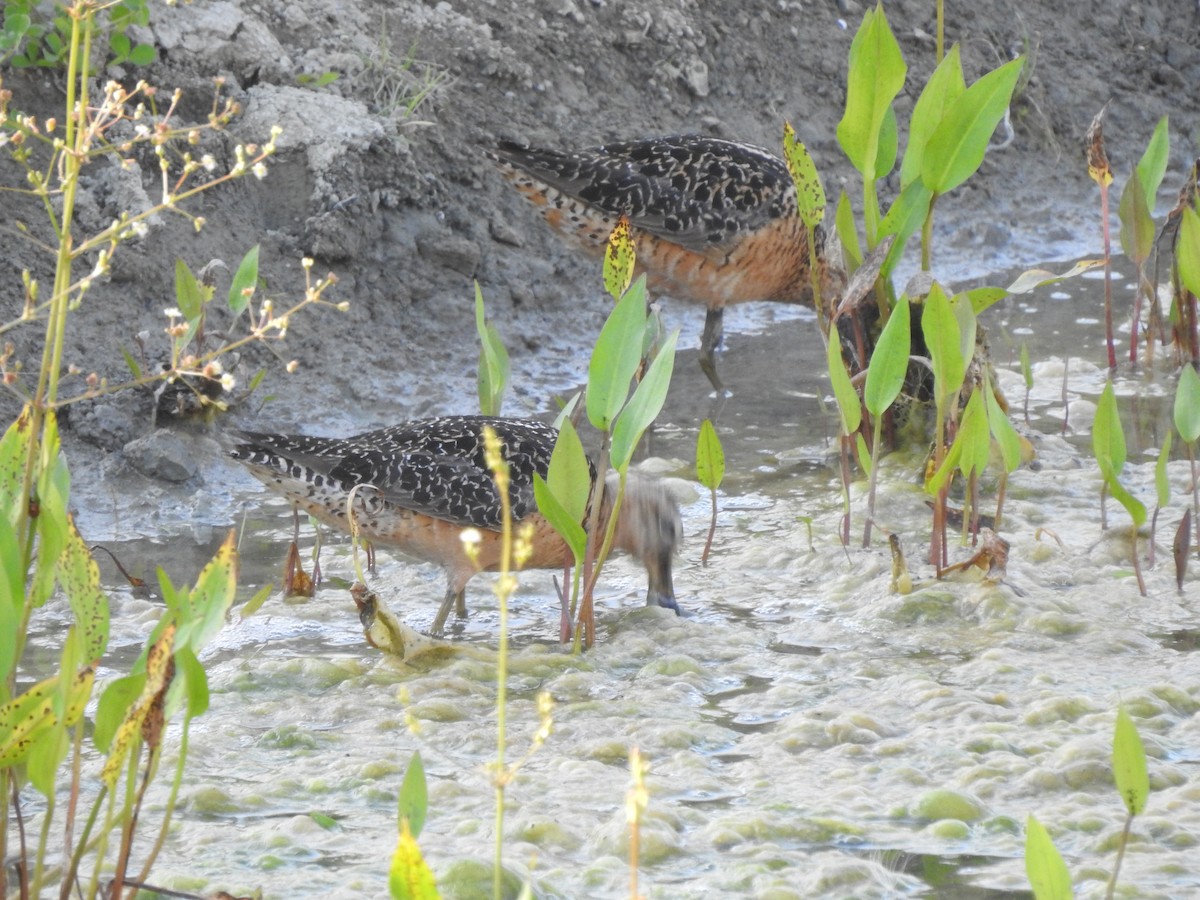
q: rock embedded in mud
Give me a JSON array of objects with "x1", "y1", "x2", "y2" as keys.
[
  {"x1": 122, "y1": 430, "x2": 200, "y2": 483},
  {"x1": 415, "y1": 231, "x2": 482, "y2": 276}
]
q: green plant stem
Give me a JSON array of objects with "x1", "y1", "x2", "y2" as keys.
[
  {"x1": 921, "y1": 193, "x2": 938, "y2": 272},
  {"x1": 577, "y1": 437, "x2": 612, "y2": 652},
  {"x1": 936, "y1": 0, "x2": 944, "y2": 62},
  {"x1": 135, "y1": 719, "x2": 190, "y2": 885},
  {"x1": 62, "y1": 785, "x2": 106, "y2": 900},
  {"x1": 863, "y1": 414, "x2": 885, "y2": 548},
  {"x1": 1105, "y1": 813, "x2": 1134, "y2": 900},
  {"x1": 32, "y1": 791, "x2": 56, "y2": 899}
]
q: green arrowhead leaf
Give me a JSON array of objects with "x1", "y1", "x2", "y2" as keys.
[
  {"x1": 921, "y1": 56, "x2": 1025, "y2": 195},
  {"x1": 864, "y1": 295, "x2": 910, "y2": 418},
  {"x1": 1113, "y1": 707, "x2": 1149, "y2": 817}
]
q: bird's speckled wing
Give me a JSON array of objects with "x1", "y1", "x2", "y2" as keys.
[
  {"x1": 230, "y1": 416, "x2": 571, "y2": 529},
  {"x1": 491, "y1": 134, "x2": 797, "y2": 255}
]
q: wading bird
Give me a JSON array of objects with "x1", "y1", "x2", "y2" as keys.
[
  {"x1": 490, "y1": 134, "x2": 836, "y2": 393},
  {"x1": 229, "y1": 416, "x2": 681, "y2": 636}
]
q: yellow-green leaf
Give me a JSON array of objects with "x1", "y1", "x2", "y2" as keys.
[
  {"x1": 57, "y1": 515, "x2": 111, "y2": 661},
  {"x1": 603, "y1": 217, "x2": 636, "y2": 301},
  {"x1": 783, "y1": 123, "x2": 826, "y2": 228},
  {"x1": 922, "y1": 56, "x2": 1025, "y2": 195},
  {"x1": 389, "y1": 819, "x2": 440, "y2": 900},
  {"x1": 1113, "y1": 707, "x2": 1149, "y2": 817},
  {"x1": 900, "y1": 43, "x2": 965, "y2": 189},
  {"x1": 864, "y1": 295, "x2": 911, "y2": 418},
  {"x1": 101, "y1": 622, "x2": 175, "y2": 788},
  {"x1": 1025, "y1": 815, "x2": 1072, "y2": 900},
  {"x1": 827, "y1": 334, "x2": 862, "y2": 435},
  {"x1": 695, "y1": 419, "x2": 725, "y2": 490}
]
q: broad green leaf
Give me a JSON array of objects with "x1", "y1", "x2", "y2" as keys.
[
  {"x1": 57, "y1": 514, "x2": 111, "y2": 661},
  {"x1": 864, "y1": 295, "x2": 910, "y2": 417},
  {"x1": 227, "y1": 244, "x2": 260, "y2": 314},
  {"x1": 1118, "y1": 168, "x2": 1154, "y2": 264},
  {"x1": 986, "y1": 375, "x2": 1023, "y2": 474},
  {"x1": 1155, "y1": 430, "x2": 1173, "y2": 508},
  {"x1": 854, "y1": 432, "x2": 872, "y2": 477},
  {"x1": 533, "y1": 474, "x2": 587, "y2": 562},
  {"x1": 827, "y1": 333, "x2": 862, "y2": 434},
  {"x1": 587, "y1": 277, "x2": 648, "y2": 431},
  {"x1": 874, "y1": 105, "x2": 899, "y2": 181},
  {"x1": 109, "y1": 31, "x2": 130, "y2": 59},
  {"x1": 120, "y1": 347, "x2": 142, "y2": 379},
  {"x1": 1180, "y1": 207, "x2": 1200, "y2": 300},
  {"x1": 102, "y1": 622, "x2": 175, "y2": 788},
  {"x1": 1113, "y1": 707, "x2": 1149, "y2": 817},
  {"x1": 174, "y1": 258, "x2": 205, "y2": 321},
  {"x1": 93, "y1": 672, "x2": 144, "y2": 753},
  {"x1": 1175, "y1": 364, "x2": 1200, "y2": 443},
  {"x1": 611, "y1": 329, "x2": 679, "y2": 471},
  {"x1": 900, "y1": 43, "x2": 966, "y2": 188},
  {"x1": 603, "y1": 217, "x2": 636, "y2": 301},
  {"x1": 963, "y1": 286, "x2": 1008, "y2": 315},
  {"x1": 399, "y1": 750, "x2": 429, "y2": 838},
  {"x1": 1093, "y1": 380, "x2": 1128, "y2": 475},
  {"x1": 878, "y1": 178, "x2": 933, "y2": 277},
  {"x1": 27, "y1": 724, "x2": 69, "y2": 798},
  {"x1": 309, "y1": 812, "x2": 339, "y2": 830},
  {"x1": 695, "y1": 419, "x2": 725, "y2": 490},
  {"x1": 835, "y1": 190, "x2": 863, "y2": 272},
  {"x1": 922, "y1": 283, "x2": 966, "y2": 411},
  {"x1": 240, "y1": 583, "x2": 274, "y2": 620},
  {"x1": 0, "y1": 405, "x2": 33, "y2": 529},
  {"x1": 1006, "y1": 259, "x2": 1104, "y2": 294},
  {"x1": 30, "y1": 442, "x2": 69, "y2": 611},
  {"x1": 0, "y1": 515, "x2": 19, "y2": 689},
  {"x1": 389, "y1": 819, "x2": 439, "y2": 900},
  {"x1": 1095, "y1": 382, "x2": 1147, "y2": 527},
  {"x1": 1135, "y1": 115, "x2": 1170, "y2": 206},
  {"x1": 474, "y1": 282, "x2": 510, "y2": 417},
  {"x1": 1025, "y1": 815, "x2": 1072, "y2": 900},
  {"x1": 546, "y1": 419, "x2": 591, "y2": 526},
  {"x1": 129, "y1": 43, "x2": 156, "y2": 66},
  {"x1": 783, "y1": 123, "x2": 826, "y2": 228},
  {"x1": 173, "y1": 645, "x2": 209, "y2": 719},
  {"x1": 951, "y1": 291, "x2": 978, "y2": 371},
  {"x1": 921, "y1": 56, "x2": 1025, "y2": 195},
  {"x1": 955, "y1": 388, "x2": 991, "y2": 478},
  {"x1": 173, "y1": 531, "x2": 239, "y2": 654},
  {"x1": 926, "y1": 423, "x2": 964, "y2": 496},
  {"x1": 836, "y1": 5, "x2": 907, "y2": 179},
  {"x1": 0, "y1": 666, "x2": 92, "y2": 766}
]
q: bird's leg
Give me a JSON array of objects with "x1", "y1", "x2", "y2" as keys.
[
  {"x1": 431, "y1": 585, "x2": 466, "y2": 635},
  {"x1": 699, "y1": 306, "x2": 727, "y2": 394}
]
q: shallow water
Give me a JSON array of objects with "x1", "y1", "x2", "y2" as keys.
[{"x1": 27, "y1": 263, "x2": 1200, "y2": 899}]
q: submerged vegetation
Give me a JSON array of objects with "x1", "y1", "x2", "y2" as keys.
[{"x1": 0, "y1": 1, "x2": 1196, "y2": 899}]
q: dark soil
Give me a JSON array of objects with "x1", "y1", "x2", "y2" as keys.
[{"x1": 2, "y1": 0, "x2": 1198, "y2": 537}]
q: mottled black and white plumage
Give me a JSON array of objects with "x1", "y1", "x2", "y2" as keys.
[
  {"x1": 228, "y1": 415, "x2": 681, "y2": 636},
  {"x1": 490, "y1": 135, "x2": 838, "y2": 392},
  {"x1": 231, "y1": 416, "x2": 567, "y2": 530}
]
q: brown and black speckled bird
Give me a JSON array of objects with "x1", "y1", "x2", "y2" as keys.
[
  {"x1": 229, "y1": 416, "x2": 681, "y2": 635},
  {"x1": 490, "y1": 134, "x2": 836, "y2": 392}
]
